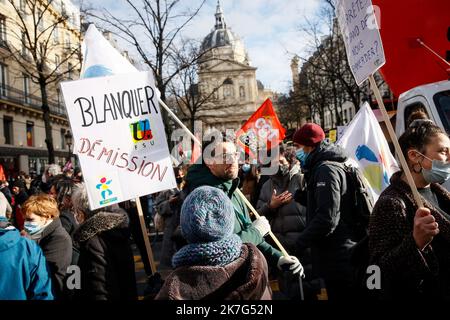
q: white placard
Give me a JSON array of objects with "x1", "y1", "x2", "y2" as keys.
[
  {"x1": 61, "y1": 71, "x2": 177, "y2": 210},
  {"x1": 336, "y1": 0, "x2": 386, "y2": 85}
]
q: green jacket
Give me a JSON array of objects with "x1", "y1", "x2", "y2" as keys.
[{"x1": 184, "y1": 164, "x2": 282, "y2": 266}]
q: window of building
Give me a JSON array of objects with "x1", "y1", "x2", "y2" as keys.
[
  {"x1": 56, "y1": 87, "x2": 61, "y2": 106},
  {"x1": 21, "y1": 32, "x2": 28, "y2": 57},
  {"x1": 0, "y1": 15, "x2": 6, "y2": 44},
  {"x1": 55, "y1": 54, "x2": 60, "y2": 70},
  {"x1": 0, "y1": 63, "x2": 7, "y2": 96},
  {"x1": 67, "y1": 62, "x2": 73, "y2": 79},
  {"x1": 61, "y1": 1, "x2": 66, "y2": 16},
  {"x1": 26, "y1": 121, "x2": 33, "y2": 146},
  {"x1": 19, "y1": 0, "x2": 26, "y2": 13},
  {"x1": 60, "y1": 128, "x2": 66, "y2": 150},
  {"x1": 65, "y1": 33, "x2": 71, "y2": 49},
  {"x1": 3, "y1": 116, "x2": 12, "y2": 144},
  {"x1": 239, "y1": 86, "x2": 245, "y2": 99},
  {"x1": 53, "y1": 26, "x2": 59, "y2": 44},
  {"x1": 223, "y1": 78, "x2": 234, "y2": 99},
  {"x1": 23, "y1": 73, "x2": 30, "y2": 104}
]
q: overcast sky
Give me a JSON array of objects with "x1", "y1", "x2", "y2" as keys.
[{"x1": 82, "y1": 0, "x2": 324, "y2": 93}]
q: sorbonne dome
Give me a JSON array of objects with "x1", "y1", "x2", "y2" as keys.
[{"x1": 194, "y1": 1, "x2": 273, "y2": 131}]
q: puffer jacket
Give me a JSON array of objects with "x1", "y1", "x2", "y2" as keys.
[
  {"x1": 295, "y1": 142, "x2": 355, "y2": 282},
  {"x1": 257, "y1": 163, "x2": 306, "y2": 257}
]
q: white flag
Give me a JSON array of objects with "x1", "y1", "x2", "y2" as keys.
[
  {"x1": 80, "y1": 24, "x2": 138, "y2": 78},
  {"x1": 337, "y1": 102, "x2": 399, "y2": 200}
]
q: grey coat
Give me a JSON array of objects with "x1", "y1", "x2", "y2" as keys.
[{"x1": 257, "y1": 164, "x2": 307, "y2": 257}]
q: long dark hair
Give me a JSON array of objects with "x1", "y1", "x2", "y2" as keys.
[{"x1": 50, "y1": 175, "x2": 75, "y2": 210}]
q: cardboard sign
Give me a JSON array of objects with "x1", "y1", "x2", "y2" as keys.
[
  {"x1": 336, "y1": 0, "x2": 386, "y2": 85},
  {"x1": 61, "y1": 71, "x2": 176, "y2": 210}
]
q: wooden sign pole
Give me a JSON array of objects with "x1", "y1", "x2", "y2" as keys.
[
  {"x1": 135, "y1": 197, "x2": 157, "y2": 274},
  {"x1": 368, "y1": 75, "x2": 423, "y2": 207}
]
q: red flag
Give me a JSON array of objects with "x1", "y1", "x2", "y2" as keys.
[
  {"x1": 236, "y1": 98, "x2": 285, "y2": 159},
  {"x1": 372, "y1": 0, "x2": 449, "y2": 96}
]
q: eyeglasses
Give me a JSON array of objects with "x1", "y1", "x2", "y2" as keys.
[{"x1": 218, "y1": 151, "x2": 240, "y2": 163}]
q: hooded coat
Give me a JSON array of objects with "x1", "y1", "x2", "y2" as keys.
[
  {"x1": 184, "y1": 164, "x2": 282, "y2": 267},
  {"x1": 0, "y1": 222, "x2": 53, "y2": 300},
  {"x1": 155, "y1": 243, "x2": 272, "y2": 300},
  {"x1": 295, "y1": 142, "x2": 355, "y2": 284},
  {"x1": 73, "y1": 209, "x2": 137, "y2": 300}
]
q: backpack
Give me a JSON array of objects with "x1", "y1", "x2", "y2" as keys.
[
  {"x1": 324, "y1": 161, "x2": 377, "y2": 298},
  {"x1": 323, "y1": 161, "x2": 375, "y2": 241}
]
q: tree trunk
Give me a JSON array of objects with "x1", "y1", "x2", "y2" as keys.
[
  {"x1": 190, "y1": 115, "x2": 195, "y2": 135},
  {"x1": 39, "y1": 78, "x2": 55, "y2": 164}
]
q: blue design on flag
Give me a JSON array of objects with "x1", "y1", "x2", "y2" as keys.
[
  {"x1": 355, "y1": 144, "x2": 378, "y2": 163},
  {"x1": 83, "y1": 65, "x2": 113, "y2": 78}
]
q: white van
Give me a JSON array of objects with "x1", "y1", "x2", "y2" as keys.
[
  {"x1": 394, "y1": 80, "x2": 450, "y2": 190},
  {"x1": 395, "y1": 80, "x2": 450, "y2": 137}
]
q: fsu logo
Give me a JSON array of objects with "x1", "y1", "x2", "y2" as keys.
[{"x1": 129, "y1": 119, "x2": 155, "y2": 149}]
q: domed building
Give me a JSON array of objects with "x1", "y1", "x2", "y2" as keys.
[{"x1": 196, "y1": 1, "x2": 273, "y2": 131}]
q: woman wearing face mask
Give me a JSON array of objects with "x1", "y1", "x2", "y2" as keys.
[
  {"x1": 256, "y1": 148, "x2": 307, "y2": 259},
  {"x1": 369, "y1": 121, "x2": 450, "y2": 300},
  {"x1": 22, "y1": 194, "x2": 72, "y2": 300}
]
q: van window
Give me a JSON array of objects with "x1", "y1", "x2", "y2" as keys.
[
  {"x1": 434, "y1": 90, "x2": 450, "y2": 135},
  {"x1": 404, "y1": 102, "x2": 429, "y2": 129}
]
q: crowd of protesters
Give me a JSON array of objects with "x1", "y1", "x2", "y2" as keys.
[{"x1": 1, "y1": 117, "x2": 450, "y2": 301}]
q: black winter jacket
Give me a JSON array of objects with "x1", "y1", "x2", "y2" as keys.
[
  {"x1": 295, "y1": 142, "x2": 355, "y2": 282},
  {"x1": 73, "y1": 210, "x2": 137, "y2": 300}
]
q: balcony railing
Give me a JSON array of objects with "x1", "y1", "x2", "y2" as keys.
[{"x1": 0, "y1": 83, "x2": 66, "y2": 117}]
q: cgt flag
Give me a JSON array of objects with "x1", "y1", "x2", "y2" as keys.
[
  {"x1": 337, "y1": 102, "x2": 399, "y2": 200},
  {"x1": 236, "y1": 98, "x2": 286, "y2": 159}
]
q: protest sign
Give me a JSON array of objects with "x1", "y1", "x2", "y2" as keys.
[
  {"x1": 61, "y1": 71, "x2": 177, "y2": 210},
  {"x1": 336, "y1": 0, "x2": 385, "y2": 85}
]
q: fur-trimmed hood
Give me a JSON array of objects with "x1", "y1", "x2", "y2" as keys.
[{"x1": 73, "y1": 209, "x2": 129, "y2": 246}]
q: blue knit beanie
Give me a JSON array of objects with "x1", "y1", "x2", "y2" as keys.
[{"x1": 172, "y1": 186, "x2": 242, "y2": 268}]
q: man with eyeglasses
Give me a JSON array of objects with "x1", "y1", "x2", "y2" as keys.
[{"x1": 183, "y1": 134, "x2": 304, "y2": 280}]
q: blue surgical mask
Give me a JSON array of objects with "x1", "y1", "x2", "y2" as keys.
[
  {"x1": 417, "y1": 152, "x2": 450, "y2": 184},
  {"x1": 296, "y1": 149, "x2": 309, "y2": 167},
  {"x1": 242, "y1": 164, "x2": 251, "y2": 173},
  {"x1": 24, "y1": 221, "x2": 46, "y2": 235}
]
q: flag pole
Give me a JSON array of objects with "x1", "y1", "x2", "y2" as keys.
[
  {"x1": 157, "y1": 97, "x2": 290, "y2": 257},
  {"x1": 135, "y1": 197, "x2": 157, "y2": 274},
  {"x1": 235, "y1": 188, "x2": 290, "y2": 256},
  {"x1": 158, "y1": 98, "x2": 201, "y2": 145},
  {"x1": 368, "y1": 75, "x2": 423, "y2": 207}
]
